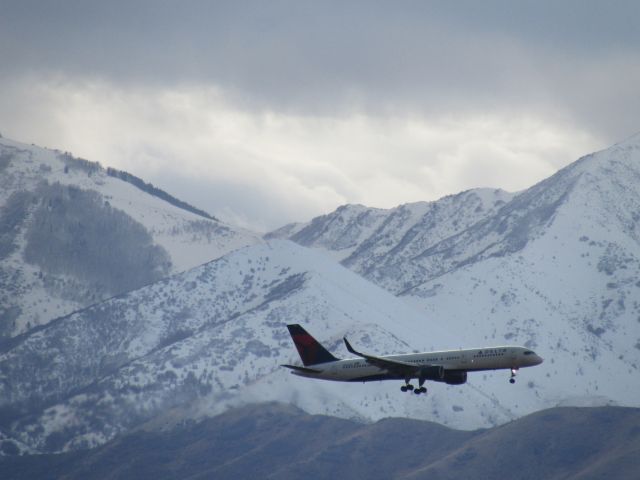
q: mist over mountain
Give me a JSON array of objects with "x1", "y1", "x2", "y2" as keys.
[{"x1": 0, "y1": 138, "x2": 259, "y2": 338}]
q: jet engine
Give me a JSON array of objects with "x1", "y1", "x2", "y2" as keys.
[
  {"x1": 442, "y1": 371, "x2": 467, "y2": 385},
  {"x1": 419, "y1": 365, "x2": 445, "y2": 381}
]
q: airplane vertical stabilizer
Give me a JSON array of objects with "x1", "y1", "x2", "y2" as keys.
[{"x1": 286, "y1": 324, "x2": 339, "y2": 366}]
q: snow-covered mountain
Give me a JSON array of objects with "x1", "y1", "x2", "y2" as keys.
[
  {"x1": 268, "y1": 188, "x2": 514, "y2": 291},
  {"x1": 2, "y1": 133, "x2": 639, "y2": 456},
  {"x1": 0, "y1": 137, "x2": 260, "y2": 337},
  {"x1": 271, "y1": 134, "x2": 640, "y2": 411},
  {"x1": 0, "y1": 240, "x2": 520, "y2": 454}
]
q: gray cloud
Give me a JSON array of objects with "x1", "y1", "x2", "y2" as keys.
[
  {"x1": 0, "y1": 1, "x2": 638, "y2": 229},
  {"x1": 2, "y1": 1, "x2": 638, "y2": 125}
]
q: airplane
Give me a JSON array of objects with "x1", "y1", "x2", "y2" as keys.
[{"x1": 282, "y1": 324, "x2": 543, "y2": 395}]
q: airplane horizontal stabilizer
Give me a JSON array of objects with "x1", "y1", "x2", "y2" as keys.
[{"x1": 281, "y1": 364, "x2": 323, "y2": 374}]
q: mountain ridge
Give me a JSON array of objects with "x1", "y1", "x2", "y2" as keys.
[
  {"x1": 0, "y1": 240, "x2": 526, "y2": 454},
  {"x1": 269, "y1": 134, "x2": 640, "y2": 421},
  {"x1": 0, "y1": 137, "x2": 260, "y2": 337},
  {"x1": 1, "y1": 403, "x2": 638, "y2": 480},
  {"x1": 2, "y1": 133, "x2": 639, "y2": 456}
]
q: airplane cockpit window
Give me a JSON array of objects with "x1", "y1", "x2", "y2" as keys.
[{"x1": 523, "y1": 351, "x2": 535, "y2": 355}]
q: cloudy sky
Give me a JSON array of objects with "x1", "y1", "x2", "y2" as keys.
[{"x1": 1, "y1": 1, "x2": 638, "y2": 231}]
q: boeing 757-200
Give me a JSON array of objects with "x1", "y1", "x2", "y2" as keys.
[{"x1": 282, "y1": 324, "x2": 543, "y2": 394}]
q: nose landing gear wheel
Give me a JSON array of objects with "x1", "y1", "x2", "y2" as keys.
[{"x1": 509, "y1": 367, "x2": 518, "y2": 384}]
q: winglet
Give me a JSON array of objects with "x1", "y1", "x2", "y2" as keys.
[
  {"x1": 343, "y1": 337, "x2": 361, "y2": 357},
  {"x1": 342, "y1": 336, "x2": 418, "y2": 373}
]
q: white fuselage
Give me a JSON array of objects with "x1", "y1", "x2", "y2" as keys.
[{"x1": 291, "y1": 345, "x2": 543, "y2": 382}]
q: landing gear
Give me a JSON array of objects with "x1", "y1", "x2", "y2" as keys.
[
  {"x1": 401, "y1": 376, "x2": 416, "y2": 393},
  {"x1": 401, "y1": 376, "x2": 428, "y2": 395},
  {"x1": 509, "y1": 367, "x2": 518, "y2": 384},
  {"x1": 417, "y1": 376, "x2": 427, "y2": 394},
  {"x1": 401, "y1": 376, "x2": 422, "y2": 393}
]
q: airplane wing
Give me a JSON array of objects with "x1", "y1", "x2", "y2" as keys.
[{"x1": 343, "y1": 337, "x2": 421, "y2": 376}]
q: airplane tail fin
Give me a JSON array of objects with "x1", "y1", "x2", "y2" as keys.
[{"x1": 286, "y1": 324, "x2": 340, "y2": 366}]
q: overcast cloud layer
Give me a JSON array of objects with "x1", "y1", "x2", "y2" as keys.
[{"x1": 1, "y1": 1, "x2": 638, "y2": 230}]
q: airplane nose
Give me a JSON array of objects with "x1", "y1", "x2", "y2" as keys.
[{"x1": 535, "y1": 355, "x2": 544, "y2": 365}]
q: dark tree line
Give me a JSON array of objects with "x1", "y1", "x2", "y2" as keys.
[
  {"x1": 106, "y1": 167, "x2": 218, "y2": 221},
  {"x1": 24, "y1": 182, "x2": 172, "y2": 296}
]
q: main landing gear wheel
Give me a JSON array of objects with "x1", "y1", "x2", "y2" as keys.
[
  {"x1": 413, "y1": 387, "x2": 427, "y2": 395},
  {"x1": 400, "y1": 384, "x2": 415, "y2": 392}
]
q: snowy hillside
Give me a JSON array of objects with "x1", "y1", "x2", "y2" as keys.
[
  {"x1": 404, "y1": 135, "x2": 640, "y2": 410},
  {"x1": 2, "y1": 133, "x2": 639, "y2": 456},
  {"x1": 272, "y1": 134, "x2": 640, "y2": 412},
  {"x1": 268, "y1": 188, "x2": 514, "y2": 290},
  {"x1": 0, "y1": 137, "x2": 260, "y2": 337},
  {"x1": 0, "y1": 240, "x2": 529, "y2": 454}
]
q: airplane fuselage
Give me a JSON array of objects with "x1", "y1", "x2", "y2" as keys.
[{"x1": 290, "y1": 345, "x2": 542, "y2": 383}]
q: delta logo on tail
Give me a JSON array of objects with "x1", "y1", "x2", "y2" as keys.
[{"x1": 286, "y1": 324, "x2": 338, "y2": 366}]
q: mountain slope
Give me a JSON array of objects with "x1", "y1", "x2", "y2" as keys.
[
  {"x1": 3, "y1": 133, "x2": 639, "y2": 457},
  {"x1": 270, "y1": 134, "x2": 640, "y2": 412},
  {"x1": 1, "y1": 404, "x2": 638, "y2": 480},
  {"x1": 267, "y1": 188, "x2": 514, "y2": 286},
  {"x1": 403, "y1": 135, "x2": 640, "y2": 409},
  {"x1": 0, "y1": 137, "x2": 260, "y2": 337},
  {"x1": 0, "y1": 240, "x2": 524, "y2": 454}
]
